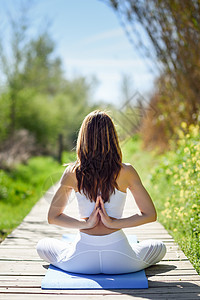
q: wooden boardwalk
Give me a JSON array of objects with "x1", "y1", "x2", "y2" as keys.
[{"x1": 0, "y1": 185, "x2": 200, "y2": 299}]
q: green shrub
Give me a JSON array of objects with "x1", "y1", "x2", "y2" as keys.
[
  {"x1": 0, "y1": 152, "x2": 75, "y2": 241},
  {"x1": 149, "y1": 122, "x2": 200, "y2": 273}
]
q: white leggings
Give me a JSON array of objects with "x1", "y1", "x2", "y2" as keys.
[{"x1": 36, "y1": 230, "x2": 166, "y2": 274}]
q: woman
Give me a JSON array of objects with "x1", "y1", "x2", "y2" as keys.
[{"x1": 36, "y1": 110, "x2": 166, "y2": 274}]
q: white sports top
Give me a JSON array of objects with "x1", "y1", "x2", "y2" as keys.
[{"x1": 75, "y1": 188, "x2": 127, "y2": 219}]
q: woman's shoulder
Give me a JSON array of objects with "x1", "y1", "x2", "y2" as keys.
[
  {"x1": 120, "y1": 163, "x2": 141, "y2": 184},
  {"x1": 121, "y1": 162, "x2": 136, "y2": 174},
  {"x1": 60, "y1": 163, "x2": 77, "y2": 190}
]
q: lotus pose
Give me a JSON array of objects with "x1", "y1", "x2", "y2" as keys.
[{"x1": 36, "y1": 110, "x2": 166, "y2": 274}]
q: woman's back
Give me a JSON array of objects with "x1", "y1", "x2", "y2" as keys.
[{"x1": 67, "y1": 162, "x2": 131, "y2": 235}]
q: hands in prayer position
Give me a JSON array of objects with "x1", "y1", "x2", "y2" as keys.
[{"x1": 86, "y1": 196, "x2": 113, "y2": 229}]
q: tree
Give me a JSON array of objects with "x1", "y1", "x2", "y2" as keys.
[
  {"x1": 21, "y1": 33, "x2": 65, "y2": 96},
  {"x1": 0, "y1": 2, "x2": 30, "y2": 135},
  {"x1": 0, "y1": 2, "x2": 93, "y2": 157},
  {"x1": 102, "y1": 0, "x2": 200, "y2": 151},
  {"x1": 0, "y1": 3, "x2": 65, "y2": 137}
]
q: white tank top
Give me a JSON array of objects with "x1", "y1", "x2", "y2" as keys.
[{"x1": 75, "y1": 188, "x2": 127, "y2": 219}]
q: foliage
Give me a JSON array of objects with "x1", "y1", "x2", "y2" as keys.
[
  {"x1": 0, "y1": 4, "x2": 94, "y2": 155},
  {"x1": 106, "y1": 0, "x2": 200, "y2": 114},
  {"x1": 105, "y1": 0, "x2": 200, "y2": 152},
  {"x1": 0, "y1": 93, "x2": 10, "y2": 143},
  {"x1": 121, "y1": 134, "x2": 160, "y2": 186},
  {"x1": 11, "y1": 82, "x2": 93, "y2": 152},
  {"x1": 0, "y1": 151, "x2": 76, "y2": 241},
  {"x1": 21, "y1": 33, "x2": 65, "y2": 95},
  {"x1": 139, "y1": 90, "x2": 172, "y2": 154},
  {"x1": 149, "y1": 122, "x2": 200, "y2": 273},
  {"x1": 121, "y1": 130, "x2": 200, "y2": 274}
]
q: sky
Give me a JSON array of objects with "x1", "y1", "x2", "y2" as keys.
[{"x1": 0, "y1": 0, "x2": 159, "y2": 105}]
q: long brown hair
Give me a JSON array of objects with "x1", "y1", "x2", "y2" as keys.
[{"x1": 73, "y1": 110, "x2": 122, "y2": 203}]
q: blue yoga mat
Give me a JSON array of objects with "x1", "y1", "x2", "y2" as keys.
[{"x1": 41, "y1": 234, "x2": 148, "y2": 289}]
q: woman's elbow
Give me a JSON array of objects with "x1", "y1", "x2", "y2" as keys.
[
  {"x1": 47, "y1": 215, "x2": 53, "y2": 224},
  {"x1": 145, "y1": 210, "x2": 157, "y2": 223},
  {"x1": 47, "y1": 212, "x2": 56, "y2": 224},
  {"x1": 151, "y1": 210, "x2": 157, "y2": 222}
]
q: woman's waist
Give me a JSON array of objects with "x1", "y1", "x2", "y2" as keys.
[
  {"x1": 78, "y1": 228, "x2": 126, "y2": 245},
  {"x1": 80, "y1": 217, "x2": 120, "y2": 236}
]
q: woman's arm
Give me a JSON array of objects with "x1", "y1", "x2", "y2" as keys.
[
  {"x1": 99, "y1": 164, "x2": 157, "y2": 229},
  {"x1": 47, "y1": 167, "x2": 100, "y2": 229}
]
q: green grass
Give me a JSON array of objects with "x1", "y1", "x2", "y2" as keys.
[
  {"x1": 0, "y1": 151, "x2": 76, "y2": 241},
  {"x1": 121, "y1": 135, "x2": 161, "y2": 185},
  {"x1": 121, "y1": 130, "x2": 200, "y2": 275}
]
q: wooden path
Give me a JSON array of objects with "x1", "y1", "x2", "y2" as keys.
[{"x1": 0, "y1": 185, "x2": 200, "y2": 299}]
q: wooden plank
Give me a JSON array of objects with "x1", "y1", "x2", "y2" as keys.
[
  {"x1": 147, "y1": 275, "x2": 200, "y2": 281},
  {"x1": 0, "y1": 296, "x2": 148, "y2": 300},
  {"x1": 155, "y1": 260, "x2": 198, "y2": 268},
  {"x1": 0, "y1": 296, "x2": 199, "y2": 300},
  {"x1": 1, "y1": 285, "x2": 200, "y2": 295},
  {"x1": 0, "y1": 272, "x2": 198, "y2": 282},
  {"x1": 148, "y1": 280, "x2": 200, "y2": 288},
  {"x1": 0, "y1": 292, "x2": 148, "y2": 300},
  {"x1": 0, "y1": 276, "x2": 42, "y2": 287},
  {"x1": 0, "y1": 286, "x2": 200, "y2": 299},
  {"x1": 146, "y1": 269, "x2": 198, "y2": 275},
  {"x1": 0, "y1": 261, "x2": 46, "y2": 275},
  {"x1": 0, "y1": 276, "x2": 200, "y2": 289},
  {"x1": 0, "y1": 249, "x2": 40, "y2": 260},
  {"x1": 1, "y1": 294, "x2": 198, "y2": 300}
]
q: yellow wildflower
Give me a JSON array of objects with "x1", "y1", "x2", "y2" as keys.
[
  {"x1": 192, "y1": 157, "x2": 197, "y2": 163},
  {"x1": 189, "y1": 124, "x2": 195, "y2": 132},
  {"x1": 166, "y1": 169, "x2": 172, "y2": 175},
  {"x1": 184, "y1": 147, "x2": 190, "y2": 153},
  {"x1": 177, "y1": 129, "x2": 184, "y2": 138},
  {"x1": 181, "y1": 122, "x2": 187, "y2": 129},
  {"x1": 192, "y1": 204, "x2": 198, "y2": 209}
]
